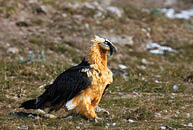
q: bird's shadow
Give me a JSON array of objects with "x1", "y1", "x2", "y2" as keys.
[
  {"x1": 9, "y1": 111, "x2": 43, "y2": 119},
  {"x1": 10, "y1": 111, "x2": 88, "y2": 121}
]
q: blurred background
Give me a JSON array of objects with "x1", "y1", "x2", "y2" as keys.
[{"x1": 0, "y1": 0, "x2": 193, "y2": 129}]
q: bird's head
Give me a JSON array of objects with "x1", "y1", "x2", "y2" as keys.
[{"x1": 92, "y1": 36, "x2": 117, "y2": 56}]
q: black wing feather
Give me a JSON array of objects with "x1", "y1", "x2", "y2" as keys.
[{"x1": 20, "y1": 59, "x2": 92, "y2": 112}]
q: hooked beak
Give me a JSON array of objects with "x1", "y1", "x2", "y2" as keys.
[{"x1": 107, "y1": 42, "x2": 117, "y2": 56}]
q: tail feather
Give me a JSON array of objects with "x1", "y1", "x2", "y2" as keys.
[
  {"x1": 20, "y1": 99, "x2": 37, "y2": 109},
  {"x1": 20, "y1": 84, "x2": 59, "y2": 111},
  {"x1": 20, "y1": 89, "x2": 52, "y2": 110}
]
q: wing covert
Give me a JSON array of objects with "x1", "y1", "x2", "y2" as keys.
[{"x1": 47, "y1": 62, "x2": 92, "y2": 102}]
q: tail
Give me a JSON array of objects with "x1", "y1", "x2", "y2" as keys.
[
  {"x1": 19, "y1": 99, "x2": 37, "y2": 109},
  {"x1": 20, "y1": 85, "x2": 54, "y2": 110}
]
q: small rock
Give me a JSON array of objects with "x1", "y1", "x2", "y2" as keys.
[
  {"x1": 36, "y1": 6, "x2": 47, "y2": 14},
  {"x1": 18, "y1": 125, "x2": 28, "y2": 130},
  {"x1": 119, "y1": 64, "x2": 128, "y2": 70},
  {"x1": 112, "y1": 123, "x2": 116, "y2": 126},
  {"x1": 28, "y1": 114, "x2": 35, "y2": 118},
  {"x1": 128, "y1": 119, "x2": 135, "y2": 123},
  {"x1": 164, "y1": 0, "x2": 177, "y2": 8},
  {"x1": 62, "y1": 13, "x2": 67, "y2": 17},
  {"x1": 106, "y1": 6, "x2": 123, "y2": 18},
  {"x1": 29, "y1": 0, "x2": 37, "y2": 3},
  {"x1": 184, "y1": 113, "x2": 190, "y2": 118},
  {"x1": 155, "y1": 80, "x2": 160, "y2": 83},
  {"x1": 85, "y1": 23, "x2": 89, "y2": 29},
  {"x1": 172, "y1": 85, "x2": 179, "y2": 90},
  {"x1": 7, "y1": 47, "x2": 19, "y2": 54},
  {"x1": 100, "y1": 0, "x2": 111, "y2": 6},
  {"x1": 44, "y1": 114, "x2": 57, "y2": 118},
  {"x1": 110, "y1": 35, "x2": 133, "y2": 46},
  {"x1": 160, "y1": 125, "x2": 167, "y2": 129},
  {"x1": 184, "y1": 123, "x2": 193, "y2": 127},
  {"x1": 141, "y1": 58, "x2": 148, "y2": 64},
  {"x1": 187, "y1": 123, "x2": 193, "y2": 127},
  {"x1": 83, "y1": 2, "x2": 95, "y2": 10},
  {"x1": 155, "y1": 112, "x2": 161, "y2": 118},
  {"x1": 106, "y1": 123, "x2": 110, "y2": 128},
  {"x1": 36, "y1": 109, "x2": 46, "y2": 114},
  {"x1": 76, "y1": 126, "x2": 80, "y2": 129}
]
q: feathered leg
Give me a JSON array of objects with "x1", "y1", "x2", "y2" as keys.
[{"x1": 79, "y1": 98, "x2": 98, "y2": 120}]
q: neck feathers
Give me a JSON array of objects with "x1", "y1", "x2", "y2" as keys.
[{"x1": 86, "y1": 43, "x2": 108, "y2": 70}]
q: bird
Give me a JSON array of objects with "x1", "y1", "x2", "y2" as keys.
[{"x1": 20, "y1": 36, "x2": 117, "y2": 120}]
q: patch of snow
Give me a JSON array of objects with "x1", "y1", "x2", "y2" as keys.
[
  {"x1": 146, "y1": 43, "x2": 175, "y2": 55},
  {"x1": 149, "y1": 49, "x2": 164, "y2": 55},
  {"x1": 165, "y1": 8, "x2": 175, "y2": 19},
  {"x1": 161, "y1": 8, "x2": 193, "y2": 20},
  {"x1": 146, "y1": 43, "x2": 160, "y2": 49}
]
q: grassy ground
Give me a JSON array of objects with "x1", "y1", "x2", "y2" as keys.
[{"x1": 0, "y1": 0, "x2": 193, "y2": 129}]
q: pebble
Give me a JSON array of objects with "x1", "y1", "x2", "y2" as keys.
[
  {"x1": 7, "y1": 47, "x2": 19, "y2": 54},
  {"x1": 18, "y1": 125, "x2": 28, "y2": 130},
  {"x1": 119, "y1": 64, "x2": 128, "y2": 70},
  {"x1": 128, "y1": 119, "x2": 135, "y2": 123},
  {"x1": 76, "y1": 126, "x2": 80, "y2": 129},
  {"x1": 106, "y1": 6, "x2": 123, "y2": 18},
  {"x1": 160, "y1": 125, "x2": 167, "y2": 129},
  {"x1": 172, "y1": 85, "x2": 179, "y2": 90},
  {"x1": 112, "y1": 123, "x2": 116, "y2": 126}
]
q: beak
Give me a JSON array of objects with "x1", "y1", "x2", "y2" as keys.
[{"x1": 107, "y1": 42, "x2": 117, "y2": 56}]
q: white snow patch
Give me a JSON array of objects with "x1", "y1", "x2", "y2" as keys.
[{"x1": 161, "y1": 8, "x2": 193, "y2": 20}]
